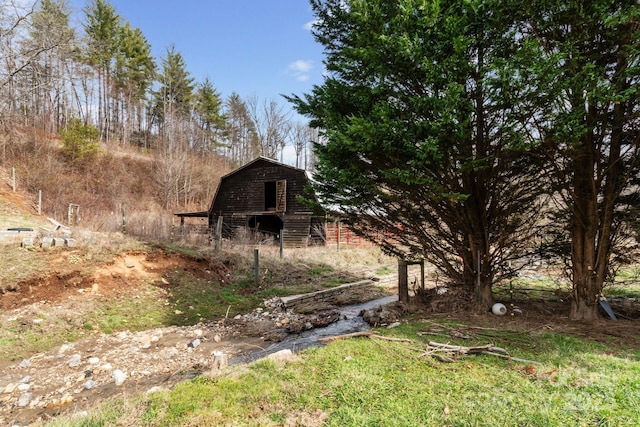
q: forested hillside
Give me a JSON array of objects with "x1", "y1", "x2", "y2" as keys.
[{"x1": 0, "y1": 0, "x2": 318, "y2": 236}]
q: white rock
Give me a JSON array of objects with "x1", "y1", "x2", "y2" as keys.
[
  {"x1": 59, "y1": 344, "x2": 71, "y2": 354},
  {"x1": 19, "y1": 359, "x2": 32, "y2": 368},
  {"x1": 139, "y1": 335, "x2": 152, "y2": 349},
  {"x1": 88, "y1": 357, "x2": 100, "y2": 365},
  {"x1": 112, "y1": 369, "x2": 126, "y2": 386},
  {"x1": 2, "y1": 383, "x2": 17, "y2": 394},
  {"x1": 68, "y1": 354, "x2": 82, "y2": 367},
  {"x1": 83, "y1": 380, "x2": 96, "y2": 390},
  {"x1": 17, "y1": 383, "x2": 31, "y2": 392},
  {"x1": 147, "y1": 386, "x2": 164, "y2": 394},
  {"x1": 17, "y1": 392, "x2": 33, "y2": 407}
]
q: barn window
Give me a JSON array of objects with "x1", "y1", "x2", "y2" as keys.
[{"x1": 265, "y1": 180, "x2": 286, "y2": 212}]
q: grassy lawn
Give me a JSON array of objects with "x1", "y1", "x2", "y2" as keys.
[{"x1": 44, "y1": 319, "x2": 640, "y2": 426}]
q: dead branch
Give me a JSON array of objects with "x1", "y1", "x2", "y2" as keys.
[
  {"x1": 422, "y1": 341, "x2": 540, "y2": 365},
  {"x1": 319, "y1": 331, "x2": 414, "y2": 343},
  {"x1": 318, "y1": 331, "x2": 374, "y2": 342}
]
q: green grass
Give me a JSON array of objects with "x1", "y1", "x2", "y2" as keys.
[
  {"x1": 493, "y1": 276, "x2": 570, "y2": 304},
  {"x1": 46, "y1": 320, "x2": 640, "y2": 426},
  {"x1": 0, "y1": 246, "x2": 49, "y2": 284},
  {"x1": 495, "y1": 266, "x2": 640, "y2": 301},
  {"x1": 375, "y1": 265, "x2": 394, "y2": 275},
  {"x1": 0, "y1": 319, "x2": 85, "y2": 360}
]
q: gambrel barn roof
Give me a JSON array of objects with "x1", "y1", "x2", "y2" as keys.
[
  {"x1": 172, "y1": 157, "x2": 325, "y2": 247},
  {"x1": 208, "y1": 156, "x2": 317, "y2": 217}
]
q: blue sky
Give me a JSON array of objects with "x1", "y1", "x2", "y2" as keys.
[{"x1": 69, "y1": 1, "x2": 325, "y2": 106}]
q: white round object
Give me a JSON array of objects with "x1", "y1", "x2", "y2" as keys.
[{"x1": 492, "y1": 303, "x2": 507, "y2": 316}]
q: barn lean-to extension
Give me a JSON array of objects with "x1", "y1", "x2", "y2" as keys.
[{"x1": 176, "y1": 157, "x2": 325, "y2": 247}]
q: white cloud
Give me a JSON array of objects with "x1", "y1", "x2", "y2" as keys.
[
  {"x1": 303, "y1": 19, "x2": 319, "y2": 31},
  {"x1": 287, "y1": 59, "x2": 314, "y2": 82}
]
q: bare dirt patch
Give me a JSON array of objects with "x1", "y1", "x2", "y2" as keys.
[{"x1": 415, "y1": 287, "x2": 640, "y2": 349}]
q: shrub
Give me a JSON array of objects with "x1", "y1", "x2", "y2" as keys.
[{"x1": 60, "y1": 118, "x2": 100, "y2": 161}]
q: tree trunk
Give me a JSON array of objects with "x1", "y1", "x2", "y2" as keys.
[
  {"x1": 570, "y1": 290, "x2": 599, "y2": 321},
  {"x1": 476, "y1": 279, "x2": 494, "y2": 309},
  {"x1": 569, "y1": 127, "x2": 601, "y2": 321}
]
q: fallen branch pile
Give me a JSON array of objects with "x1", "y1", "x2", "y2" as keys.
[
  {"x1": 317, "y1": 332, "x2": 540, "y2": 365},
  {"x1": 423, "y1": 341, "x2": 540, "y2": 365}
]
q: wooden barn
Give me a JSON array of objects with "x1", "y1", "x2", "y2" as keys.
[{"x1": 178, "y1": 157, "x2": 325, "y2": 247}]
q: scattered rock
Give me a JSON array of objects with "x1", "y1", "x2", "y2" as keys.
[
  {"x1": 0, "y1": 291, "x2": 384, "y2": 425},
  {"x1": 112, "y1": 369, "x2": 126, "y2": 386},
  {"x1": 17, "y1": 393, "x2": 32, "y2": 407},
  {"x1": 68, "y1": 354, "x2": 82, "y2": 367},
  {"x1": 3, "y1": 383, "x2": 17, "y2": 394},
  {"x1": 361, "y1": 303, "x2": 407, "y2": 327}
]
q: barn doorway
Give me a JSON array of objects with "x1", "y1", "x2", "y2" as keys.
[
  {"x1": 248, "y1": 215, "x2": 284, "y2": 236},
  {"x1": 264, "y1": 180, "x2": 287, "y2": 212}
]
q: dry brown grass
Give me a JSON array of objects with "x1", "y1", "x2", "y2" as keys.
[{"x1": 1, "y1": 135, "x2": 231, "y2": 239}]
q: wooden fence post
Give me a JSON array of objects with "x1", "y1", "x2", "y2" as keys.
[
  {"x1": 215, "y1": 216, "x2": 223, "y2": 250},
  {"x1": 279, "y1": 229, "x2": 284, "y2": 259},
  {"x1": 254, "y1": 249, "x2": 260, "y2": 284},
  {"x1": 398, "y1": 259, "x2": 409, "y2": 303}
]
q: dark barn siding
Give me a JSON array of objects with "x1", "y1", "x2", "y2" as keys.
[{"x1": 208, "y1": 158, "x2": 323, "y2": 247}]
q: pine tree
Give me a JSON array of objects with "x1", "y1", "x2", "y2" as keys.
[
  {"x1": 193, "y1": 77, "x2": 225, "y2": 155},
  {"x1": 114, "y1": 22, "x2": 156, "y2": 146},
  {"x1": 83, "y1": 0, "x2": 121, "y2": 141},
  {"x1": 152, "y1": 45, "x2": 195, "y2": 133}
]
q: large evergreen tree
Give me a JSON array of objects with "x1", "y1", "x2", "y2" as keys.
[
  {"x1": 114, "y1": 22, "x2": 156, "y2": 145},
  {"x1": 152, "y1": 45, "x2": 195, "y2": 133},
  {"x1": 193, "y1": 77, "x2": 225, "y2": 155},
  {"x1": 290, "y1": 0, "x2": 548, "y2": 308},
  {"x1": 521, "y1": 0, "x2": 640, "y2": 320}
]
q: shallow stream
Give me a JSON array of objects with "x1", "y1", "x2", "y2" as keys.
[{"x1": 232, "y1": 294, "x2": 398, "y2": 364}]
